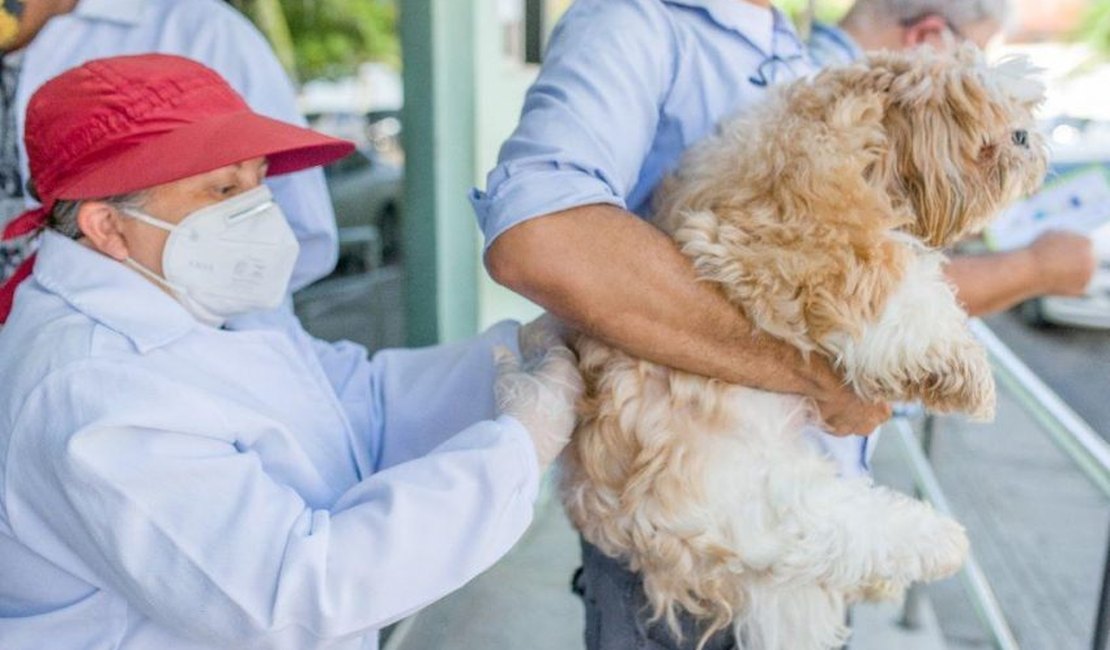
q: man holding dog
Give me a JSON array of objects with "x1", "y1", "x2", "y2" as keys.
[
  {"x1": 473, "y1": 2, "x2": 889, "y2": 646},
  {"x1": 472, "y1": 0, "x2": 1095, "y2": 647}
]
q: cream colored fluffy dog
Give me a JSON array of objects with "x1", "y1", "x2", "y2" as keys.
[{"x1": 561, "y1": 46, "x2": 1046, "y2": 650}]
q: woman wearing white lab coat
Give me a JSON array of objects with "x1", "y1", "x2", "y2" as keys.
[{"x1": 0, "y1": 54, "x2": 583, "y2": 649}]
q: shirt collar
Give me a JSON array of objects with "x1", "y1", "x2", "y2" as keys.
[
  {"x1": 809, "y1": 22, "x2": 865, "y2": 64},
  {"x1": 662, "y1": 0, "x2": 805, "y2": 58},
  {"x1": 73, "y1": 0, "x2": 145, "y2": 25},
  {"x1": 32, "y1": 231, "x2": 198, "y2": 353}
]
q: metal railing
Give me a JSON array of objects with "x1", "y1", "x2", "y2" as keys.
[
  {"x1": 890, "y1": 417, "x2": 1020, "y2": 650},
  {"x1": 892, "y1": 320, "x2": 1110, "y2": 650}
]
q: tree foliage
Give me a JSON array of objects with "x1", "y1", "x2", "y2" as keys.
[
  {"x1": 1078, "y1": 0, "x2": 1110, "y2": 57},
  {"x1": 229, "y1": 0, "x2": 399, "y2": 81},
  {"x1": 775, "y1": 0, "x2": 853, "y2": 27}
]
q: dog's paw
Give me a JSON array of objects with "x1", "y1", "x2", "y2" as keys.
[
  {"x1": 918, "y1": 344, "x2": 996, "y2": 421},
  {"x1": 915, "y1": 516, "x2": 970, "y2": 582},
  {"x1": 858, "y1": 578, "x2": 906, "y2": 602}
]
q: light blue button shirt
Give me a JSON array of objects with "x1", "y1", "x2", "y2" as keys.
[
  {"x1": 0, "y1": 233, "x2": 540, "y2": 649},
  {"x1": 15, "y1": 0, "x2": 339, "y2": 291},
  {"x1": 471, "y1": 0, "x2": 874, "y2": 477},
  {"x1": 470, "y1": 0, "x2": 812, "y2": 247},
  {"x1": 808, "y1": 21, "x2": 866, "y2": 67}
]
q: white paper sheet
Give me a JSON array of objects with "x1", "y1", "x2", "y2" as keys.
[{"x1": 985, "y1": 166, "x2": 1110, "y2": 251}]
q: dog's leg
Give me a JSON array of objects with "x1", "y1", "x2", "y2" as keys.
[
  {"x1": 768, "y1": 464, "x2": 969, "y2": 601},
  {"x1": 829, "y1": 248, "x2": 995, "y2": 419},
  {"x1": 735, "y1": 579, "x2": 850, "y2": 650}
]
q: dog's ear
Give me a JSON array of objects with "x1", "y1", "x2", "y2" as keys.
[
  {"x1": 671, "y1": 70, "x2": 917, "y2": 348},
  {"x1": 771, "y1": 64, "x2": 910, "y2": 234},
  {"x1": 988, "y1": 54, "x2": 1045, "y2": 112},
  {"x1": 862, "y1": 47, "x2": 1000, "y2": 247}
]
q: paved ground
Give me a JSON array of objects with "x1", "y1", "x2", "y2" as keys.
[
  {"x1": 872, "y1": 392, "x2": 1109, "y2": 649},
  {"x1": 294, "y1": 264, "x2": 406, "y2": 353},
  {"x1": 293, "y1": 272, "x2": 1110, "y2": 650},
  {"x1": 984, "y1": 310, "x2": 1110, "y2": 441},
  {"x1": 384, "y1": 482, "x2": 949, "y2": 650},
  {"x1": 385, "y1": 461, "x2": 949, "y2": 650},
  {"x1": 383, "y1": 376, "x2": 1109, "y2": 650}
]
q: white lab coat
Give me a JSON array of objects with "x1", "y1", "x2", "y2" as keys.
[
  {"x1": 0, "y1": 232, "x2": 540, "y2": 649},
  {"x1": 16, "y1": 0, "x2": 338, "y2": 290}
]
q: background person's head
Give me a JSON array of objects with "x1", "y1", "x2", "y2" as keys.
[
  {"x1": 0, "y1": 53, "x2": 354, "y2": 323},
  {"x1": 0, "y1": 0, "x2": 78, "y2": 52},
  {"x1": 839, "y1": 0, "x2": 1012, "y2": 52}
]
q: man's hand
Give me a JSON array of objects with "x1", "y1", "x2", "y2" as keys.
[
  {"x1": 948, "y1": 231, "x2": 1098, "y2": 316},
  {"x1": 805, "y1": 356, "x2": 891, "y2": 436},
  {"x1": 1027, "y1": 230, "x2": 1097, "y2": 297},
  {"x1": 489, "y1": 206, "x2": 895, "y2": 429}
]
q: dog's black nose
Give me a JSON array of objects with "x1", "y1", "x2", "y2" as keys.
[{"x1": 1012, "y1": 130, "x2": 1029, "y2": 147}]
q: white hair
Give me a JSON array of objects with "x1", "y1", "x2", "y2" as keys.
[
  {"x1": 844, "y1": 0, "x2": 1013, "y2": 31},
  {"x1": 46, "y1": 191, "x2": 149, "y2": 239}
]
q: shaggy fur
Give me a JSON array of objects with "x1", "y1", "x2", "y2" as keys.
[{"x1": 562, "y1": 46, "x2": 1046, "y2": 650}]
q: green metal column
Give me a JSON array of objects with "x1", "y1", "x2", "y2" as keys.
[{"x1": 400, "y1": 0, "x2": 480, "y2": 346}]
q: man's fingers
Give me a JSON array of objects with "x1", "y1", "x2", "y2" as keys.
[{"x1": 820, "y1": 401, "x2": 890, "y2": 437}]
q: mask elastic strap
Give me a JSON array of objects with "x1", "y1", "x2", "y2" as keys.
[
  {"x1": 124, "y1": 257, "x2": 181, "y2": 293},
  {"x1": 122, "y1": 208, "x2": 176, "y2": 233},
  {"x1": 125, "y1": 258, "x2": 226, "y2": 328}
]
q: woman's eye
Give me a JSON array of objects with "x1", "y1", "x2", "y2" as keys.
[{"x1": 217, "y1": 184, "x2": 237, "y2": 196}]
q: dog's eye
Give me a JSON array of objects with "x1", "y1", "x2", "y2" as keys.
[{"x1": 1012, "y1": 130, "x2": 1029, "y2": 148}]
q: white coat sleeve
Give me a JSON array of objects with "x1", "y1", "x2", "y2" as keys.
[
  {"x1": 309, "y1": 320, "x2": 524, "y2": 472},
  {"x1": 229, "y1": 308, "x2": 528, "y2": 473},
  {"x1": 5, "y1": 362, "x2": 539, "y2": 645},
  {"x1": 369, "y1": 320, "x2": 526, "y2": 471}
]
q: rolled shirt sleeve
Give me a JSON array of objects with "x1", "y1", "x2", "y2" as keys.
[
  {"x1": 5, "y1": 363, "x2": 539, "y2": 645},
  {"x1": 469, "y1": 0, "x2": 676, "y2": 249}
]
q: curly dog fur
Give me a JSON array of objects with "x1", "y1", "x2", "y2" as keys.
[{"x1": 562, "y1": 46, "x2": 1046, "y2": 650}]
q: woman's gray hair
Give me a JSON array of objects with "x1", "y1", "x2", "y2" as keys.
[
  {"x1": 845, "y1": 0, "x2": 1013, "y2": 32},
  {"x1": 47, "y1": 191, "x2": 150, "y2": 239}
]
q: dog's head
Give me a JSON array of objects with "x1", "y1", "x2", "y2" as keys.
[{"x1": 820, "y1": 45, "x2": 1047, "y2": 247}]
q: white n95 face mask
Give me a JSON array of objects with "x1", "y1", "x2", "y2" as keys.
[{"x1": 123, "y1": 185, "x2": 300, "y2": 327}]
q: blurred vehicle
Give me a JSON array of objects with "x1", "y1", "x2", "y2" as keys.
[
  {"x1": 293, "y1": 112, "x2": 407, "y2": 354},
  {"x1": 1019, "y1": 121, "x2": 1110, "y2": 329},
  {"x1": 323, "y1": 146, "x2": 404, "y2": 274}
]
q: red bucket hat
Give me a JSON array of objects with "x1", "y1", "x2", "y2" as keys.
[{"x1": 0, "y1": 53, "x2": 355, "y2": 322}]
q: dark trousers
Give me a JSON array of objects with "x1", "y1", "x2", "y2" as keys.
[{"x1": 573, "y1": 538, "x2": 738, "y2": 650}]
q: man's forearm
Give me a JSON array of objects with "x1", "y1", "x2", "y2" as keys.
[
  {"x1": 945, "y1": 249, "x2": 1041, "y2": 317},
  {"x1": 946, "y1": 230, "x2": 1098, "y2": 317},
  {"x1": 485, "y1": 204, "x2": 829, "y2": 396}
]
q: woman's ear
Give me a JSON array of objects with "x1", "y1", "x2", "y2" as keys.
[{"x1": 77, "y1": 202, "x2": 131, "y2": 261}]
